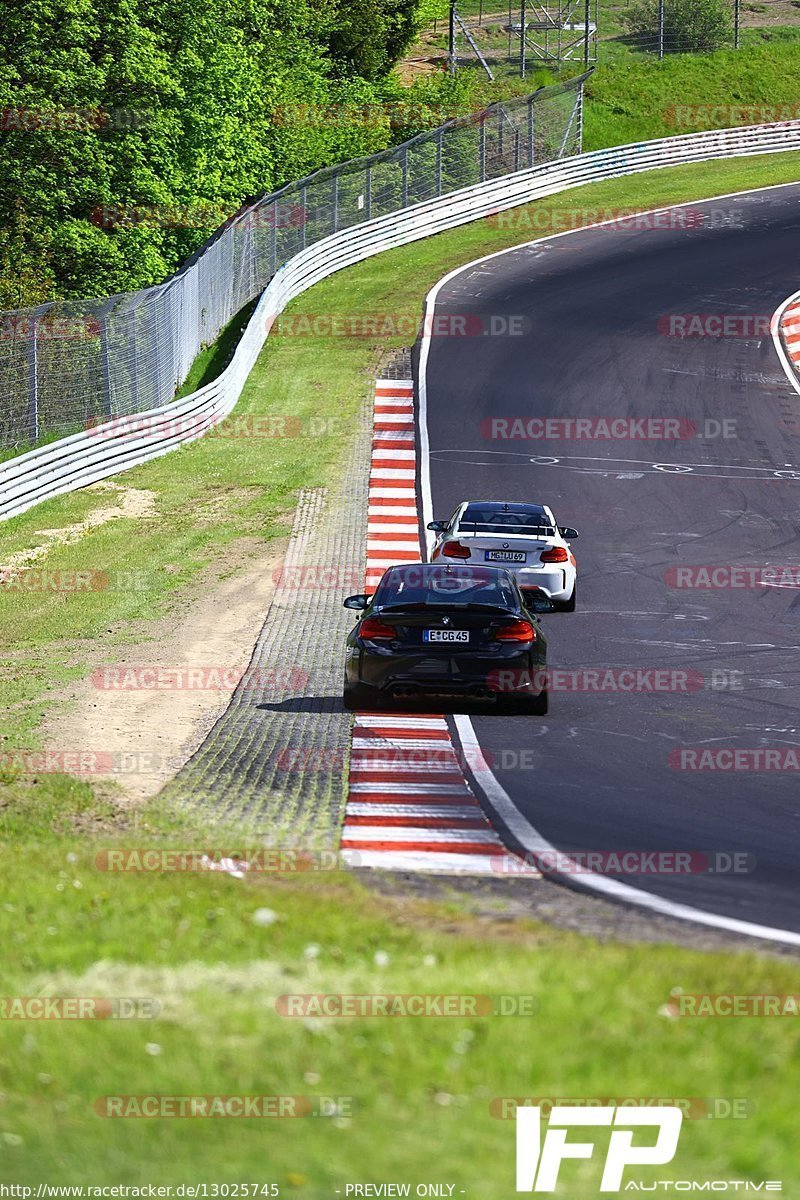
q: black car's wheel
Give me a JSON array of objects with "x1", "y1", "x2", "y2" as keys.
[
  {"x1": 343, "y1": 682, "x2": 373, "y2": 711},
  {"x1": 519, "y1": 688, "x2": 548, "y2": 716},
  {"x1": 555, "y1": 582, "x2": 576, "y2": 612}
]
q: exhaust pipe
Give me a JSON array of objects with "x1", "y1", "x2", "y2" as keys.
[
  {"x1": 391, "y1": 684, "x2": 420, "y2": 701},
  {"x1": 468, "y1": 686, "x2": 496, "y2": 701}
]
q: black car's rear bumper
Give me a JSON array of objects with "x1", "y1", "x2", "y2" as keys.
[{"x1": 345, "y1": 646, "x2": 546, "y2": 699}]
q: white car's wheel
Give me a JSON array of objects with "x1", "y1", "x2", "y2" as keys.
[{"x1": 556, "y1": 581, "x2": 576, "y2": 613}]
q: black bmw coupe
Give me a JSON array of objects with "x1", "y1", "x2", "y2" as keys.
[{"x1": 342, "y1": 562, "x2": 551, "y2": 713}]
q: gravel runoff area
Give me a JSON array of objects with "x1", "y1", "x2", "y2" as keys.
[{"x1": 157, "y1": 392, "x2": 374, "y2": 847}]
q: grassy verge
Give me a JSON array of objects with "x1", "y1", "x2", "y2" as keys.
[
  {"x1": 405, "y1": 5, "x2": 800, "y2": 150},
  {"x1": 583, "y1": 35, "x2": 800, "y2": 149},
  {"x1": 2, "y1": 151, "x2": 800, "y2": 1183},
  {"x1": 1, "y1": 787, "x2": 799, "y2": 1186}
]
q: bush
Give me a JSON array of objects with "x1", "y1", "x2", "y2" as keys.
[{"x1": 622, "y1": 0, "x2": 733, "y2": 52}]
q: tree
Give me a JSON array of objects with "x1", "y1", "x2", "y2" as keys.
[
  {"x1": 622, "y1": 0, "x2": 732, "y2": 52},
  {"x1": 323, "y1": 0, "x2": 421, "y2": 80},
  {"x1": 0, "y1": 0, "x2": 398, "y2": 299},
  {"x1": 0, "y1": 209, "x2": 55, "y2": 309}
]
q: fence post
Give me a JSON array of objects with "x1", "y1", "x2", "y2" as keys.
[
  {"x1": 480, "y1": 113, "x2": 487, "y2": 181},
  {"x1": 26, "y1": 302, "x2": 56, "y2": 444},
  {"x1": 99, "y1": 300, "x2": 115, "y2": 418},
  {"x1": 576, "y1": 84, "x2": 584, "y2": 153},
  {"x1": 520, "y1": 0, "x2": 527, "y2": 77},
  {"x1": 365, "y1": 164, "x2": 372, "y2": 221},
  {"x1": 449, "y1": 0, "x2": 456, "y2": 73},
  {"x1": 584, "y1": 0, "x2": 591, "y2": 66},
  {"x1": 514, "y1": 129, "x2": 521, "y2": 172},
  {"x1": 527, "y1": 96, "x2": 535, "y2": 166},
  {"x1": 734, "y1": 0, "x2": 740, "y2": 48},
  {"x1": 269, "y1": 201, "x2": 278, "y2": 277},
  {"x1": 401, "y1": 146, "x2": 409, "y2": 208},
  {"x1": 436, "y1": 127, "x2": 444, "y2": 195},
  {"x1": 26, "y1": 323, "x2": 37, "y2": 444},
  {"x1": 557, "y1": 83, "x2": 582, "y2": 157},
  {"x1": 300, "y1": 185, "x2": 308, "y2": 250},
  {"x1": 128, "y1": 299, "x2": 139, "y2": 412},
  {"x1": 332, "y1": 172, "x2": 339, "y2": 233},
  {"x1": 658, "y1": 0, "x2": 665, "y2": 58}
]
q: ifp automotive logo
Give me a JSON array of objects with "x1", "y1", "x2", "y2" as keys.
[{"x1": 515, "y1": 1105, "x2": 683, "y2": 1192}]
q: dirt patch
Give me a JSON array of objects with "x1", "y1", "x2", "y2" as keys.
[
  {"x1": 741, "y1": 1, "x2": 800, "y2": 27},
  {"x1": 1, "y1": 481, "x2": 157, "y2": 574},
  {"x1": 43, "y1": 535, "x2": 288, "y2": 806}
]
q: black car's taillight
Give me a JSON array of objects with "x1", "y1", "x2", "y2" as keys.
[
  {"x1": 359, "y1": 617, "x2": 396, "y2": 641},
  {"x1": 494, "y1": 620, "x2": 536, "y2": 643}
]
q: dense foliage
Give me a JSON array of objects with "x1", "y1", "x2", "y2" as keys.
[
  {"x1": 622, "y1": 0, "x2": 732, "y2": 52},
  {"x1": 0, "y1": 0, "x2": 437, "y2": 304}
]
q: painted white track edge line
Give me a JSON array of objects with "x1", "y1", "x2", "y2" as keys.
[{"x1": 419, "y1": 182, "x2": 800, "y2": 947}]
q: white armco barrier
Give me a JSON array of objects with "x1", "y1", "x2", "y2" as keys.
[{"x1": 2, "y1": 120, "x2": 800, "y2": 520}]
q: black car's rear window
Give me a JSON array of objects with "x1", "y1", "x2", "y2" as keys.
[
  {"x1": 460, "y1": 505, "x2": 554, "y2": 536},
  {"x1": 375, "y1": 565, "x2": 517, "y2": 608}
]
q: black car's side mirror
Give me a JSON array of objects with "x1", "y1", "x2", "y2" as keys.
[
  {"x1": 426, "y1": 520, "x2": 448, "y2": 532},
  {"x1": 559, "y1": 527, "x2": 579, "y2": 539},
  {"x1": 343, "y1": 594, "x2": 369, "y2": 611}
]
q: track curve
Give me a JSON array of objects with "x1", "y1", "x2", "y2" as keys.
[{"x1": 418, "y1": 182, "x2": 800, "y2": 936}]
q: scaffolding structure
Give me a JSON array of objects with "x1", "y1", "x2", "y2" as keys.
[
  {"x1": 510, "y1": 0, "x2": 598, "y2": 69},
  {"x1": 447, "y1": 0, "x2": 597, "y2": 75}
]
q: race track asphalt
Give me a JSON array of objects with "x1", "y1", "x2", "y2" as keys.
[{"x1": 419, "y1": 182, "x2": 800, "y2": 933}]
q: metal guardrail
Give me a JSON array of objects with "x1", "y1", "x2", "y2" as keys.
[
  {"x1": 2, "y1": 118, "x2": 800, "y2": 521},
  {"x1": 0, "y1": 77, "x2": 586, "y2": 451}
]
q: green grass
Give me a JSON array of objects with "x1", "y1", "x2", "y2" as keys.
[
  {"x1": 1, "y1": 784, "x2": 799, "y2": 1187},
  {"x1": 583, "y1": 35, "x2": 800, "y2": 148},
  {"x1": 3, "y1": 151, "x2": 800, "y2": 1183},
  {"x1": 408, "y1": 1, "x2": 800, "y2": 152}
]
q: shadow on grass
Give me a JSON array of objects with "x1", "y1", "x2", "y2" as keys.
[{"x1": 175, "y1": 297, "x2": 260, "y2": 399}]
